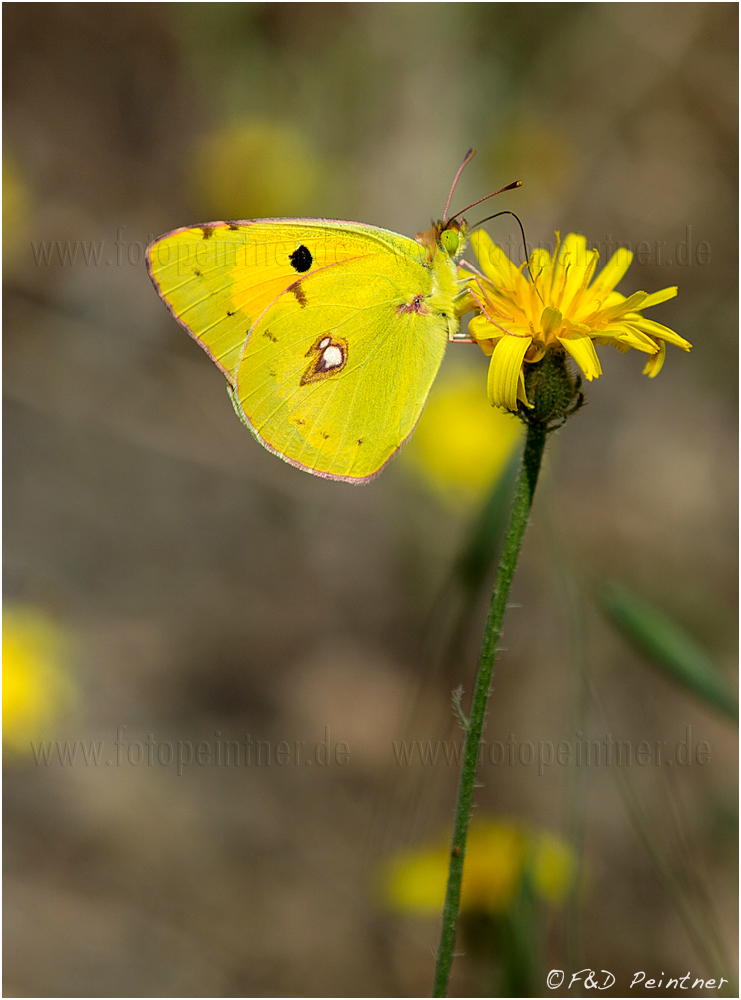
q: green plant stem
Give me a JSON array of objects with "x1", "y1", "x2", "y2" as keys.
[{"x1": 432, "y1": 420, "x2": 548, "y2": 998}]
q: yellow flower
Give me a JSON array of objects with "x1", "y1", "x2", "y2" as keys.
[
  {"x1": 190, "y1": 118, "x2": 321, "y2": 220},
  {"x1": 3, "y1": 606, "x2": 76, "y2": 755},
  {"x1": 3, "y1": 156, "x2": 33, "y2": 269},
  {"x1": 531, "y1": 830, "x2": 577, "y2": 905},
  {"x1": 381, "y1": 819, "x2": 575, "y2": 916},
  {"x1": 461, "y1": 231, "x2": 691, "y2": 411},
  {"x1": 403, "y1": 370, "x2": 523, "y2": 507}
]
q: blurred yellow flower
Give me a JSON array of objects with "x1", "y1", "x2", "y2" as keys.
[
  {"x1": 403, "y1": 370, "x2": 523, "y2": 507},
  {"x1": 531, "y1": 829, "x2": 576, "y2": 905},
  {"x1": 3, "y1": 606, "x2": 76, "y2": 755},
  {"x1": 461, "y1": 232, "x2": 691, "y2": 411},
  {"x1": 3, "y1": 156, "x2": 33, "y2": 267},
  {"x1": 190, "y1": 118, "x2": 321, "y2": 220},
  {"x1": 382, "y1": 819, "x2": 575, "y2": 916}
]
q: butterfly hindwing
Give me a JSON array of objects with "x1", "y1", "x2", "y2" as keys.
[{"x1": 233, "y1": 252, "x2": 450, "y2": 481}]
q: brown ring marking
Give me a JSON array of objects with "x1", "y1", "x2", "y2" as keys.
[{"x1": 300, "y1": 333, "x2": 348, "y2": 386}]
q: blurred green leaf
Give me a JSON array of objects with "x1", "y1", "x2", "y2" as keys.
[{"x1": 598, "y1": 582, "x2": 738, "y2": 723}]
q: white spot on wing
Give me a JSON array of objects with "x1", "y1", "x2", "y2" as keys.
[
  {"x1": 322, "y1": 345, "x2": 343, "y2": 368},
  {"x1": 319, "y1": 337, "x2": 331, "y2": 349}
]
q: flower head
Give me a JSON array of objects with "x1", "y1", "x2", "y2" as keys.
[{"x1": 461, "y1": 231, "x2": 691, "y2": 412}]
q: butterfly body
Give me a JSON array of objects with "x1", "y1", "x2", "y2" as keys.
[{"x1": 147, "y1": 216, "x2": 467, "y2": 482}]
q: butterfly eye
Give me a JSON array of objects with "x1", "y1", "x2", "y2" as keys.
[{"x1": 440, "y1": 229, "x2": 459, "y2": 255}]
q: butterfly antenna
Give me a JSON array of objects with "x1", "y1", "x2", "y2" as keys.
[
  {"x1": 469, "y1": 209, "x2": 542, "y2": 297},
  {"x1": 443, "y1": 148, "x2": 476, "y2": 223},
  {"x1": 448, "y1": 180, "x2": 522, "y2": 223}
]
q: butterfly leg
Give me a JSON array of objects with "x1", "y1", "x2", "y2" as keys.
[{"x1": 467, "y1": 285, "x2": 515, "y2": 337}]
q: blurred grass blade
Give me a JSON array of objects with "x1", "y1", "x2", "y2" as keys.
[{"x1": 598, "y1": 582, "x2": 738, "y2": 723}]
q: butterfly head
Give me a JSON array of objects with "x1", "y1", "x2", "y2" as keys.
[
  {"x1": 420, "y1": 148, "x2": 520, "y2": 262},
  {"x1": 416, "y1": 217, "x2": 467, "y2": 261},
  {"x1": 438, "y1": 218, "x2": 466, "y2": 257}
]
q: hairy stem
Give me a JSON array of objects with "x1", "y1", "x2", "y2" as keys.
[{"x1": 432, "y1": 420, "x2": 547, "y2": 997}]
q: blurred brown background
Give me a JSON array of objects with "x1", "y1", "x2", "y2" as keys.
[{"x1": 3, "y1": 3, "x2": 737, "y2": 997}]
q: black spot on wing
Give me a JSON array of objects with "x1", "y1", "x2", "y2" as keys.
[
  {"x1": 289, "y1": 245, "x2": 312, "y2": 273},
  {"x1": 201, "y1": 225, "x2": 214, "y2": 239}
]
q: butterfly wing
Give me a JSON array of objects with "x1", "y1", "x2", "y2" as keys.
[
  {"x1": 147, "y1": 220, "x2": 413, "y2": 380},
  {"x1": 234, "y1": 250, "x2": 452, "y2": 481},
  {"x1": 147, "y1": 220, "x2": 452, "y2": 482}
]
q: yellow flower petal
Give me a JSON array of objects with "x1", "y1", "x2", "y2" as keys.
[
  {"x1": 528, "y1": 247, "x2": 552, "y2": 278},
  {"x1": 541, "y1": 306, "x2": 563, "y2": 339},
  {"x1": 517, "y1": 370, "x2": 532, "y2": 408},
  {"x1": 640, "y1": 286, "x2": 678, "y2": 309},
  {"x1": 597, "y1": 323, "x2": 658, "y2": 353},
  {"x1": 593, "y1": 289, "x2": 626, "y2": 312},
  {"x1": 598, "y1": 290, "x2": 648, "y2": 323},
  {"x1": 551, "y1": 233, "x2": 589, "y2": 311},
  {"x1": 643, "y1": 339, "x2": 666, "y2": 378},
  {"x1": 478, "y1": 338, "x2": 496, "y2": 356},
  {"x1": 558, "y1": 335, "x2": 602, "y2": 380},
  {"x1": 589, "y1": 246, "x2": 633, "y2": 296},
  {"x1": 593, "y1": 336, "x2": 631, "y2": 353},
  {"x1": 470, "y1": 230, "x2": 527, "y2": 294},
  {"x1": 487, "y1": 335, "x2": 532, "y2": 410},
  {"x1": 631, "y1": 317, "x2": 692, "y2": 350},
  {"x1": 454, "y1": 285, "x2": 477, "y2": 317},
  {"x1": 468, "y1": 314, "x2": 500, "y2": 342},
  {"x1": 564, "y1": 247, "x2": 600, "y2": 317},
  {"x1": 525, "y1": 341, "x2": 547, "y2": 363}
]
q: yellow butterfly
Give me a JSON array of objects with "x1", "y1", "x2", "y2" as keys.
[{"x1": 146, "y1": 150, "x2": 518, "y2": 483}]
